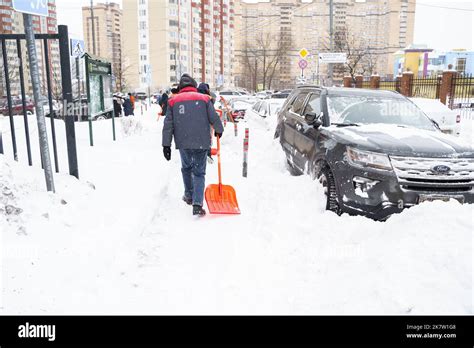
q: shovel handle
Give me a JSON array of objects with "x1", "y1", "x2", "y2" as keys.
[{"x1": 217, "y1": 135, "x2": 223, "y2": 195}]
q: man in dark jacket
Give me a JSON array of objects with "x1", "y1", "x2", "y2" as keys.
[
  {"x1": 162, "y1": 74, "x2": 224, "y2": 216},
  {"x1": 197, "y1": 82, "x2": 216, "y2": 163},
  {"x1": 123, "y1": 97, "x2": 134, "y2": 116},
  {"x1": 113, "y1": 96, "x2": 123, "y2": 117},
  {"x1": 159, "y1": 90, "x2": 169, "y2": 115}
]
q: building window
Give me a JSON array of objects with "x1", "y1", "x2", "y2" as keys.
[{"x1": 456, "y1": 58, "x2": 466, "y2": 73}]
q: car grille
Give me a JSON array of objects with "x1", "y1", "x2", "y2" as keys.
[{"x1": 389, "y1": 156, "x2": 474, "y2": 192}]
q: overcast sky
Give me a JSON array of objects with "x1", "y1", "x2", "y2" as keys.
[{"x1": 56, "y1": 0, "x2": 474, "y2": 51}]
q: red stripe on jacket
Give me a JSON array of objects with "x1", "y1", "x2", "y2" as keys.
[{"x1": 168, "y1": 87, "x2": 211, "y2": 108}]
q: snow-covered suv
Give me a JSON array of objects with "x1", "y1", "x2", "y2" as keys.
[{"x1": 275, "y1": 86, "x2": 474, "y2": 220}]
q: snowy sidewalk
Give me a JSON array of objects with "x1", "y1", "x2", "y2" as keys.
[{"x1": 1, "y1": 107, "x2": 473, "y2": 314}]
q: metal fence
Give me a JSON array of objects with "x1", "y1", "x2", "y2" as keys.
[
  {"x1": 411, "y1": 76, "x2": 442, "y2": 99},
  {"x1": 378, "y1": 79, "x2": 401, "y2": 93},
  {"x1": 0, "y1": 25, "x2": 79, "y2": 178},
  {"x1": 449, "y1": 74, "x2": 474, "y2": 120},
  {"x1": 361, "y1": 80, "x2": 371, "y2": 89}
]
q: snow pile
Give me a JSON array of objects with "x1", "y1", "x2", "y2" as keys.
[
  {"x1": 0, "y1": 159, "x2": 25, "y2": 236},
  {"x1": 0, "y1": 105, "x2": 473, "y2": 315},
  {"x1": 120, "y1": 116, "x2": 144, "y2": 137}
]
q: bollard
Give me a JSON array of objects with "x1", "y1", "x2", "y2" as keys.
[
  {"x1": 243, "y1": 138, "x2": 248, "y2": 178},
  {"x1": 243, "y1": 127, "x2": 249, "y2": 178}
]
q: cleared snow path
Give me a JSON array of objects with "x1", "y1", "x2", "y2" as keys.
[{"x1": 1, "y1": 106, "x2": 472, "y2": 314}]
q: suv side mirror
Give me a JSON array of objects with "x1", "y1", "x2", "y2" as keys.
[
  {"x1": 305, "y1": 111, "x2": 323, "y2": 128},
  {"x1": 304, "y1": 112, "x2": 317, "y2": 124}
]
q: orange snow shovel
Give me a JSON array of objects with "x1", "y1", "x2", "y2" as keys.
[{"x1": 205, "y1": 135, "x2": 241, "y2": 214}]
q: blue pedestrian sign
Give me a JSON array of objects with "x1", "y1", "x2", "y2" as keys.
[
  {"x1": 12, "y1": 0, "x2": 49, "y2": 17},
  {"x1": 70, "y1": 39, "x2": 85, "y2": 58}
]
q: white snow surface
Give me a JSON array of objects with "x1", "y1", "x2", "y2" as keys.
[{"x1": 0, "y1": 106, "x2": 473, "y2": 315}]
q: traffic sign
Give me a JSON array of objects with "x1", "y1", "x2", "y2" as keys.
[
  {"x1": 70, "y1": 39, "x2": 85, "y2": 58},
  {"x1": 319, "y1": 52, "x2": 347, "y2": 64},
  {"x1": 12, "y1": 0, "x2": 49, "y2": 17},
  {"x1": 298, "y1": 59, "x2": 308, "y2": 70},
  {"x1": 299, "y1": 48, "x2": 309, "y2": 59}
]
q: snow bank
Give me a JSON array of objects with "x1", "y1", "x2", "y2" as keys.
[
  {"x1": 120, "y1": 116, "x2": 144, "y2": 137},
  {"x1": 1, "y1": 106, "x2": 473, "y2": 315}
]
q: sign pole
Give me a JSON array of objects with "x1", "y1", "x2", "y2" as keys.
[
  {"x1": 85, "y1": 54, "x2": 94, "y2": 146},
  {"x1": 317, "y1": 53, "x2": 320, "y2": 85},
  {"x1": 23, "y1": 13, "x2": 55, "y2": 192},
  {"x1": 329, "y1": 0, "x2": 334, "y2": 87}
]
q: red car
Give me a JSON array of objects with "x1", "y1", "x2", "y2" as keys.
[
  {"x1": 229, "y1": 100, "x2": 253, "y2": 122},
  {"x1": 0, "y1": 99, "x2": 34, "y2": 116}
]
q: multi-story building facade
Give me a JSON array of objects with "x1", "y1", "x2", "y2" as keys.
[
  {"x1": 394, "y1": 46, "x2": 474, "y2": 77},
  {"x1": 82, "y1": 2, "x2": 123, "y2": 90},
  {"x1": 234, "y1": 0, "x2": 416, "y2": 90},
  {"x1": 122, "y1": 0, "x2": 234, "y2": 92},
  {"x1": 0, "y1": 0, "x2": 60, "y2": 97}
]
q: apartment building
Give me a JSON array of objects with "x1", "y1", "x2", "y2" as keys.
[
  {"x1": 122, "y1": 0, "x2": 234, "y2": 92},
  {"x1": 82, "y1": 2, "x2": 123, "y2": 90},
  {"x1": 0, "y1": 0, "x2": 60, "y2": 96},
  {"x1": 234, "y1": 0, "x2": 416, "y2": 90}
]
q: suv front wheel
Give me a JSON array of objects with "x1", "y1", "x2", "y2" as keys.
[{"x1": 318, "y1": 166, "x2": 341, "y2": 215}]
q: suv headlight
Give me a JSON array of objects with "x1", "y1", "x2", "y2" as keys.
[{"x1": 346, "y1": 147, "x2": 393, "y2": 171}]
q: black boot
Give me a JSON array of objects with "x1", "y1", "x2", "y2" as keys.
[
  {"x1": 182, "y1": 196, "x2": 192, "y2": 205},
  {"x1": 193, "y1": 205, "x2": 206, "y2": 217}
]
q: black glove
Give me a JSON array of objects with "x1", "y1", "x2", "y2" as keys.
[
  {"x1": 163, "y1": 146, "x2": 171, "y2": 161},
  {"x1": 215, "y1": 132, "x2": 222, "y2": 139}
]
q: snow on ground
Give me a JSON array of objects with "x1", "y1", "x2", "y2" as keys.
[{"x1": 0, "y1": 104, "x2": 473, "y2": 314}]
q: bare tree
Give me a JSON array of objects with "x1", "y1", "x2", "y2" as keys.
[
  {"x1": 50, "y1": 68, "x2": 63, "y2": 103},
  {"x1": 324, "y1": 27, "x2": 377, "y2": 83},
  {"x1": 240, "y1": 40, "x2": 257, "y2": 91},
  {"x1": 0, "y1": 49, "x2": 20, "y2": 97},
  {"x1": 240, "y1": 32, "x2": 287, "y2": 91},
  {"x1": 114, "y1": 54, "x2": 132, "y2": 92}
]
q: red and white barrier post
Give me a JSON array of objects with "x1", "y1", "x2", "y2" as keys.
[
  {"x1": 234, "y1": 120, "x2": 238, "y2": 137},
  {"x1": 243, "y1": 127, "x2": 249, "y2": 177}
]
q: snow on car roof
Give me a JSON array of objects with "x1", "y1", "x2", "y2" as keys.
[
  {"x1": 409, "y1": 98, "x2": 455, "y2": 113},
  {"x1": 325, "y1": 87, "x2": 404, "y2": 98},
  {"x1": 267, "y1": 99, "x2": 286, "y2": 105}
]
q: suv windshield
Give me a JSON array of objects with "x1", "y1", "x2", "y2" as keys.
[{"x1": 327, "y1": 95, "x2": 437, "y2": 131}]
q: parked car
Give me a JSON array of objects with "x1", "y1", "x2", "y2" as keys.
[
  {"x1": 409, "y1": 98, "x2": 461, "y2": 136},
  {"x1": 229, "y1": 95, "x2": 259, "y2": 105},
  {"x1": 275, "y1": 86, "x2": 474, "y2": 220},
  {"x1": 0, "y1": 98, "x2": 34, "y2": 116},
  {"x1": 271, "y1": 90, "x2": 292, "y2": 99},
  {"x1": 229, "y1": 99, "x2": 253, "y2": 121},
  {"x1": 44, "y1": 100, "x2": 61, "y2": 118},
  {"x1": 218, "y1": 91, "x2": 246, "y2": 102},
  {"x1": 247, "y1": 99, "x2": 285, "y2": 118},
  {"x1": 135, "y1": 92, "x2": 147, "y2": 101},
  {"x1": 256, "y1": 91, "x2": 273, "y2": 99},
  {"x1": 219, "y1": 90, "x2": 245, "y2": 97}
]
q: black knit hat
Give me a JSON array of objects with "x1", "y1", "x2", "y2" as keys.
[{"x1": 178, "y1": 74, "x2": 197, "y2": 90}]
